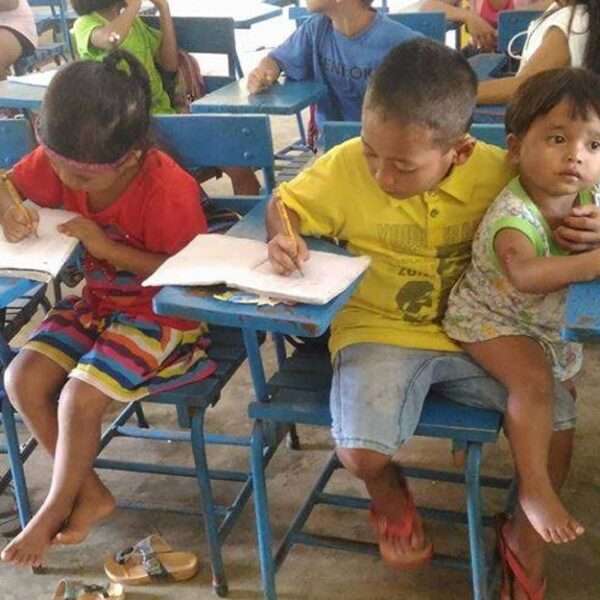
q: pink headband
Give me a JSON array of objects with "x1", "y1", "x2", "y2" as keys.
[{"x1": 35, "y1": 123, "x2": 134, "y2": 174}]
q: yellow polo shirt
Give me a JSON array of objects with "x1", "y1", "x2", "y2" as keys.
[{"x1": 279, "y1": 137, "x2": 513, "y2": 355}]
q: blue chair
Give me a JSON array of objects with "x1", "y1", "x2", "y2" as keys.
[
  {"x1": 247, "y1": 121, "x2": 511, "y2": 600},
  {"x1": 14, "y1": 0, "x2": 73, "y2": 75},
  {"x1": 497, "y1": 10, "x2": 541, "y2": 73},
  {"x1": 143, "y1": 16, "x2": 243, "y2": 92},
  {"x1": 93, "y1": 114, "x2": 276, "y2": 597}
]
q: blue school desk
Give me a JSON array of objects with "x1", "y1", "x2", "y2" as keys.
[
  {"x1": 563, "y1": 281, "x2": 600, "y2": 342},
  {"x1": 0, "y1": 81, "x2": 45, "y2": 111},
  {"x1": 191, "y1": 78, "x2": 327, "y2": 116},
  {"x1": 153, "y1": 200, "x2": 510, "y2": 600}
]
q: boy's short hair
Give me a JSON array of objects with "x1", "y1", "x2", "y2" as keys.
[
  {"x1": 72, "y1": 0, "x2": 119, "y2": 16},
  {"x1": 505, "y1": 68, "x2": 600, "y2": 138},
  {"x1": 364, "y1": 38, "x2": 477, "y2": 147}
]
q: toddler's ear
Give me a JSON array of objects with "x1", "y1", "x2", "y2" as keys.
[
  {"x1": 506, "y1": 133, "x2": 521, "y2": 165},
  {"x1": 451, "y1": 135, "x2": 476, "y2": 167}
]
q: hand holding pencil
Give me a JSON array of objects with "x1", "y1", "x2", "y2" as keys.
[
  {"x1": 268, "y1": 195, "x2": 309, "y2": 277},
  {"x1": 0, "y1": 171, "x2": 39, "y2": 242}
]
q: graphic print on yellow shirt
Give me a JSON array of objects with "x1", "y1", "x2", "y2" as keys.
[{"x1": 278, "y1": 137, "x2": 513, "y2": 355}]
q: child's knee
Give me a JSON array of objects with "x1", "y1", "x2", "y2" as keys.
[
  {"x1": 59, "y1": 380, "x2": 110, "y2": 421},
  {"x1": 336, "y1": 447, "x2": 392, "y2": 481}
]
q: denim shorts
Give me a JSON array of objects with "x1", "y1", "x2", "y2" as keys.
[{"x1": 330, "y1": 343, "x2": 576, "y2": 455}]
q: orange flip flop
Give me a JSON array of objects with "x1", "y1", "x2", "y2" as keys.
[
  {"x1": 104, "y1": 534, "x2": 199, "y2": 585},
  {"x1": 496, "y1": 514, "x2": 547, "y2": 600},
  {"x1": 369, "y1": 488, "x2": 434, "y2": 570}
]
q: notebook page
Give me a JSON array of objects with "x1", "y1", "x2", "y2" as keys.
[
  {"x1": 143, "y1": 234, "x2": 269, "y2": 288},
  {"x1": 7, "y1": 69, "x2": 57, "y2": 87},
  {"x1": 234, "y1": 250, "x2": 370, "y2": 305},
  {"x1": 0, "y1": 202, "x2": 79, "y2": 281}
]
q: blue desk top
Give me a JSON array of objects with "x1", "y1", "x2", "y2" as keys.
[
  {"x1": 563, "y1": 281, "x2": 600, "y2": 342},
  {"x1": 0, "y1": 277, "x2": 40, "y2": 310},
  {"x1": 0, "y1": 81, "x2": 44, "y2": 110},
  {"x1": 153, "y1": 200, "x2": 359, "y2": 337},
  {"x1": 468, "y1": 53, "x2": 507, "y2": 82},
  {"x1": 192, "y1": 79, "x2": 327, "y2": 115}
]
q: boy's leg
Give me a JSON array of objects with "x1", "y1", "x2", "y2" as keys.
[
  {"x1": 1, "y1": 379, "x2": 112, "y2": 566},
  {"x1": 502, "y1": 428, "x2": 574, "y2": 600},
  {"x1": 463, "y1": 335, "x2": 582, "y2": 544}
]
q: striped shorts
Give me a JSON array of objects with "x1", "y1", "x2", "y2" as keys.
[{"x1": 24, "y1": 296, "x2": 217, "y2": 402}]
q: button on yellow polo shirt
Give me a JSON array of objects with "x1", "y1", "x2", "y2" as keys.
[{"x1": 279, "y1": 137, "x2": 513, "y2": 355}]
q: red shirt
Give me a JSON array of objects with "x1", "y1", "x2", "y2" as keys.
[{"x1": 11, "y1": 147, "x2": 208, "y2": 330}]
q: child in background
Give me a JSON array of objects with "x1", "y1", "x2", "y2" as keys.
[
  {"x1": 72, "y1": 0, "x2": 260, "y2": 194},
  {"x1": 0, "y1": 50, "x2": 216, "y2": 567},
  {"x1": 247, "y1": 0, "x2": 420, "y2": 132},
  {"x1": 0, "y1": 0, "x2": 37, "y2": 81},
  {"x1": 445, "y1": 67, "x2": 600, "y2": 592},
  {"x1": 267, "y1": 39, "x2": 600, "y2": 594}
]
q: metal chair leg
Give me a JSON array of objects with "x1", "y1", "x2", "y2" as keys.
[
  {"x1": 251, "y1": 420, "x2": 277, "y2": 600},
  {"x1": 133, "y1": 403, "x2": 149, "y2": 429},
  {"x1": 465, "y1": 442, "x2": 488, "y2": 600},
  {"x1": 1, "y1": 398, "x2": 32, "y2": 528},
  {"x1": 190, "y1": 406, "x2": 228, "y2": 597}
]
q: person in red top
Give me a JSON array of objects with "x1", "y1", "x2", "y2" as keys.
[{"x1": 0, "y1": 50, "x2": 215, "y2": 567}]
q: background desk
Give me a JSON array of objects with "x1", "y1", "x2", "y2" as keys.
[
  {"x1": 192, "y1": 79, "x2": 327, "y2": 116},
  {"x1": 563, "y1": 281, "x2": 600, "y2": 342},
  {"x1": 0, "y1": 81, "x2": 44, "y2": 111}
]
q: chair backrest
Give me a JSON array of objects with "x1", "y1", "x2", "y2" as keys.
[
  {"x1": 322, "y1": 121, "x2": 507, "y2": 152},
  {"x1": 388, "y1": 12, "x2": 446, "y2": 43},
  {"x1": 289, "y1": 7, "x2": 446, "y2": 42},
  {"x1": 143, "y1": 16, "x2": 242, "y2": 83},
  {"x1": 27, "y1": 0, "x2": 73, "y2": 57},
  {"x1": 152, "y1": 114, "x2": 276, "y2": 210},
  {"x1": 497, "y1": 10, "x2": 541, "y2": 55},
  {"x1": 0, "y1": 119, "x2": 36, "y2": 170}
]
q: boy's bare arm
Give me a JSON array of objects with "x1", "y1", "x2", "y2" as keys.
[
  {"x1": 90, "y1": 0, "x2": 142, "y2": 50},
  {"x1": 152, "y1": 0, "x2": 178, "y2": 73},
  {"x1": 495, "y1": 228, "x2": 600, "y2": 294},
  {"x1": 247, "y1": 57, "x2": 281, "y2": 94}
]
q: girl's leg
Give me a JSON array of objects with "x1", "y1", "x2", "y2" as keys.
[
  {"x1": 0, "y1": 28, "x2": 23, "y2": 80},
  {"x1": 1, "y1": 378, "x2": 112, "y2": 566},
  {"x1": 464, "y1": 335, "x2": 583, "y2": 544}
]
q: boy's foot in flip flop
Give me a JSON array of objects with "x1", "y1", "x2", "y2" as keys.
[
  {"x1": 53, "y1": 477, "x2": 116, "y2": 546},
  {"x1": 1, "y1": 505, "x2": 65, "y2": 567},
  {"x1": 519, "y1": 482, "x2": 584, "y2": 544}
]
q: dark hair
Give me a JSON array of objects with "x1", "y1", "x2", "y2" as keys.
[
  {"x1": 71, "y1": 0, "x2": 120, "y2": 16},
  {"x1": 505, "y1": 67, "x2": 600, "y2": 137},
  {"x1": 364, "y1": 38, "x2": 477, "y2": 147},
  {"x1": 38, "y1": 50, "x2": 152, "y2": 164}
]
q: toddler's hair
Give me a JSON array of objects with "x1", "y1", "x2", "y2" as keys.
[
  {"x1": 506, "y1": 68, "x2": 600, "y2": 138},
  {"x1": 365, "y1": 38, "x2": 477, "y2": 147},
  {"x1": 37, "y1": 50, "x2": 152, "y2": 165},
  {"x1": 71, "y1": 0, "x2": 120, "y2": 16}
]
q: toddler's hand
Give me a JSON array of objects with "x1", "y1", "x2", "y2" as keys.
[
  {"x1": 2, "y1": 204, "x2": 39, "y2": 242},
  {"x1": 58, "y1": 217, "x2": 111, "y2": 259},
  {"x1": 247, "y1": 68, "x2": 276, "y2": 94},
  {"x1": 267, "y1": 233, "x2": 309, "y2": 276},
  {"x1": 555, "y1": 204, "x2": 600, "y2": 252}
]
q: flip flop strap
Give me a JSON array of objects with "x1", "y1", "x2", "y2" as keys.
[
  {"x1": 499, "y1": 523, "x2": 546, "y2": 600},
  {"x1": 371, "y1": 492, "x2": 416, "y2": 541},
  {"x1": 115, "y1": 536, "x2": 171, "y2": 581},
  {"x1": 63, "y1": 581, "x2": 111, "y2": 599}
]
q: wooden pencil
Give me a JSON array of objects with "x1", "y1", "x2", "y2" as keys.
[
  {"x1": 276, "y1": 197, "x2": 304, "y2": 277},
  {"x1": 1, "y1": 171, "x2": 37, "y2": 237}
]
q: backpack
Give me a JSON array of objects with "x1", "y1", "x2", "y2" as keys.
[{"x1": 163, "y1": 50, "x2": 207, "y2": 113}]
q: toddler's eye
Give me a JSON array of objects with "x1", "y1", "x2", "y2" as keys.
[
  {"x1": 590, "y1": 140, "x2": 600, "y2": 151},
  {"x1": 549, "y1": 135, "x2": 565, "y2": 144}
]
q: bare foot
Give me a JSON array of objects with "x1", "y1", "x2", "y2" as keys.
[
  {"x1": 519, "y1": 483, "x2": 584, "y2": 544},
  {"x1": 1, "y1": 505, "x2": 65, "y2": 567},
  {"x1": 53, "y1": 477, "x2": 116, "y2": 545}
]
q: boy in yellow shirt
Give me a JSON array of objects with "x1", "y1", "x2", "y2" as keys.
[{"x1": 267, "y1": 39, "x2": 599, "y2": 594}]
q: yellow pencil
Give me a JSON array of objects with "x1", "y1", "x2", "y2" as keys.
[
  {"x1": 1, "y1": 171, "x2": 37, "y2": 237},
  {"x1": 275, "y1": 197, "x2": 304, "y2": 277}
]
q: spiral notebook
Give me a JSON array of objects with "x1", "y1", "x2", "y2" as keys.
[
  {"x1": 0, "y1": 201, "x2": 79, "y2": 283},
  {"x1": 143, "y1": 234, "x2": 370, "y2": 305}
]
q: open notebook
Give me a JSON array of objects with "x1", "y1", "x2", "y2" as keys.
[
  {"x1": 143, "y1": 234, "x2": 371, "y2": 305},
  {"x1": 7, "y1": 69, "x2": 57, "y2": 87},
  {"x1": 0, "y1": 201, "x2": 79, "y2": 283}
]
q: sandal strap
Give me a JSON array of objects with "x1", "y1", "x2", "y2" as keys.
[
  {"x1": 370, "y1": 490, "x2": 416, "y2": 541},
  {"x1": 115, "y1": 535, "x2": 171, "y2": 581}
]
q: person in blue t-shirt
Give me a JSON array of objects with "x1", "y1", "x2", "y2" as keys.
[{"x1": 247, "y1": 0, "x2": 420, "y2": 130}]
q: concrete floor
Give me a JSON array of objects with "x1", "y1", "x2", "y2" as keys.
[{"x1": 2, "y1": 8, "x2": 600, "y2": 599}]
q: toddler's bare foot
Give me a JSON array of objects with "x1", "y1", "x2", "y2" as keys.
[
  {"x1": 1, "y1": 505, "x2": 65, "y2": 567},
  {"x1": 520, "y1": 484, "x2": 584, "y2": 544},
  {"x1": 53, "y1": 477, "x2": 115, "y2": 546}
]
